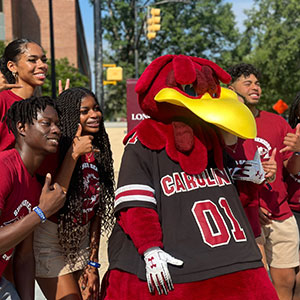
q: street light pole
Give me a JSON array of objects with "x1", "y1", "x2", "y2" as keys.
[
  {"x1": 94, "y1": 0, "x2": 104, "y2": 109},
  {"x1": 134, "y1": 0, "x2": 139, "y2": 79},
  {"x1": 49, "y1": 0, "x2": 56, "y2": 99}
]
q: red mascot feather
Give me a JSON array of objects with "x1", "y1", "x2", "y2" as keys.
[{"x1": 101, "y1": 55, "x2": 278, "y2": 299}]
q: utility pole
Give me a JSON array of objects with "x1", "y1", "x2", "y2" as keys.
[
  {"x1": 49, "y1": 0, "x2": 56, "y2": 98},
  {"x1": 134, "y1": 0, "x2": 139, "y2": 79},
  {"x1": 94, "y1": 0, "x2": 104, "y2": 109}
]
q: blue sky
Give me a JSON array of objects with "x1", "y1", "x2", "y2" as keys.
[{"x1": 78, "y1": 0, "x2": 254, "y2": 89}]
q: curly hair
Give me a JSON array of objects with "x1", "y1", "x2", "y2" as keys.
[
  {"x1": 0, "y1": 38, "x2": 42, "y2": 84},
  {"x1": 3, "y1": 96, "x2": 56, "y2": 138},
  {"x1": 56, "y1": 87, "x2": 115, "y2": 261},
  {"x1": 288, "y1": 91, "x2": 300, "y2": 129},
  {"x1": 227, "y1": 63, "x2": 262, "y2": 84}
]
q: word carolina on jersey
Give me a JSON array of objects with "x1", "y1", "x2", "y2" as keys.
[{"x1": 161, "y1": 168, "x2": 231, "y2": 196}]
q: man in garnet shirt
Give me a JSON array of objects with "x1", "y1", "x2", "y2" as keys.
[
  {"x1": 0, "y1": 96, "x2": 66, "y2": 299},
  {"x1": 228, "y1": 63, "x2": 300, "y2": 300}
]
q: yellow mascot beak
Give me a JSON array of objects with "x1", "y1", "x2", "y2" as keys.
[{"x1": 154, "y1": 87, "x2": 257, "y2": 139}]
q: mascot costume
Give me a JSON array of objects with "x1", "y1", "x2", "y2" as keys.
[{"x1": 101, "y1": 55, "x2": 278, "y2": 299}]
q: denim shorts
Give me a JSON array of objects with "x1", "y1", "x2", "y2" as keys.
[
  {"x1": 0, "y1": 277, "x2": 20, "y2": 300},
  {"x1": 33, "y1": 219, "x2": 90, "y2": 278}
]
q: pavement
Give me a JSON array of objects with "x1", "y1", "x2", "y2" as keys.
[{"x1": 35, "y1": 123, "x2": 127, "y2": 299}]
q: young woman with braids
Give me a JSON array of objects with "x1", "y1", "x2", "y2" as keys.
[{"x1": 34, "y1": 87, "x2": 115, "y2": 300}]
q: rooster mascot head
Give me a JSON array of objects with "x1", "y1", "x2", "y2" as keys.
[{"x1": 126, "y1": 54, "x2": 256, "y2": 175}]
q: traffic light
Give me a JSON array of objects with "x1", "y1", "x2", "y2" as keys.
[
  {"x1": 103, "y1": 64, "x2": 123, "y2": 85},
  {"x1": 106, "y1": 67, "x2": 123, "y2": 81},
  {"x1": 147, "y1": 8, "x2": 161, "y2": 40}
]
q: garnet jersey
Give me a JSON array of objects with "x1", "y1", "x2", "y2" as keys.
[
  {"x1": 48, "y1": 152, "x2": 100, "y2": 224},
  {"x1": 285, "y1": 170, "x2": 300, "y2": 212},
  {"x1": 245, "y1": 111, "x2": 293, "y2": 220},
  {"x1": 0, "y1": 90, "x2": 22, "y2": 151},
  {"x1": 0, "y1": 149, "x2": 41, "y2": 277},
  {"x1": 108, "y1": 137, "x2": 262, "y2": 284},
  {"x1": 225, "y1": 139, "x2": 262, "y2": 237}
]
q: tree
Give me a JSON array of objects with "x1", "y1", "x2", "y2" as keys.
[
  {"x1": 100, "y1": 0, "x2": 240, "y2": 119},
  {"x1": 42, "y1": 58, "x2": 90, "y2": 96},
  {"x1": 239, "y1": 0, "x2": 300, "y2": 111},
  {"x1": 0, "y1": 41, "x2": 5, "y2": 56}
]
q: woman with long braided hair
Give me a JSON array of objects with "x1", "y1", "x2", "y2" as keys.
[{"x1": 34, "y1": 87, "x2": 115, "y2": 299}]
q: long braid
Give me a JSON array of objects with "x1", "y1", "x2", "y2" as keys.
[
  {"x1": 3, "y1": 96, "x2": 56, "y2": 137},
  {"x1": 289, "y1": 92, "x2": 300, "y2": 129},
  {"x1": 56, "y1": 87, "x2": 115, "y2": 262}
]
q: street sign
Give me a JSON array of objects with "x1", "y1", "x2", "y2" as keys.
[{"x1": 273, "y1": 99, "x2": 288, "y2": 114}]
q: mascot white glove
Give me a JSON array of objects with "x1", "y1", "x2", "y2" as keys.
[
  {"x1": 233, "y1": 150, "x2": 265, "y2": 184},
  {"x1": 143, "y1": 247, "x2": 183, "y2": 295}
]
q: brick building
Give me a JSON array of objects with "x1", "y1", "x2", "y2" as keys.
[{"x1": 0, "y1": 0, "x2": 90, "y2": 79}]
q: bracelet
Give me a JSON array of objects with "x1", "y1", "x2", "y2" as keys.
[
  {"x1": 88, "y1": 260, "x2": 101, "y2": 268},
  {"x1": 33, "y1": 206, "x2": 46, "y2": 223}
]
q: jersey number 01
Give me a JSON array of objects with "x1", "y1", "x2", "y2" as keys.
[{"x1": 192, "y1": 198, "x2": 247, "y2": 247}]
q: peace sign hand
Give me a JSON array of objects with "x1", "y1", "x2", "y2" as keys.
[{"x1": 58, "y1": 78, "x2": 70, "y2": 95}]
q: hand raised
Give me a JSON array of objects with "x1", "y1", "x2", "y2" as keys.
[
  {"x1": 262, "y1": 148, "x2": 277, "y2": 182},
  {"x1": 0, "y1": 71, "x2": 22, "y2": 91},
  {"x1": 232, "y1": 150, "x2": 265, "y2": 184},
  {"x1": 38, "y1": 173, "x2": 66, "y2": 218},
  {"x1": 58, "y1": 78, "x2": 70, "y2": 95},
  {"x1": 71, "y1": 124, "x2": 99, "y2": 159},
  {"x1": 280, "y1": 124, "x2": 300, "y2": 153}
]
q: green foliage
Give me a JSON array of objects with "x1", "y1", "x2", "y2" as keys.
[
  {"x1": 240, "y1": 0, "x2": 300, "y2": 111},
  {"x1": 0, "y1": 41, "x2": 5, "y2": 56},
  {"x1": 101, "y1": 0, "x2": 240, "y2": 119},
  {"x1": 42, "y1": 58, "x2": 90, "y2": 97},
  {"x1": 94, "y1": 0, "x2": 300, "y2": 116}
]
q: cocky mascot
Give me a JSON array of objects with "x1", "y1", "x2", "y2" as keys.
[{"x1": 101, "y1": 55, "x2": 278, "y2": 299}]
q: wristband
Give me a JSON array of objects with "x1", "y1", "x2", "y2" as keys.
[
  {"x1": 33, "y1": 206, "x2": 46, "y2": 223},
  {"x1": 88, "y1": 260, "x2": 100, "y2": 268}
]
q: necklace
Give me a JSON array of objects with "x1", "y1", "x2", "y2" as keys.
[
  {"x1": 86, "y1": 152, "x2": 93, "y2": 162},
  {"x1": 225, "y1": 143, "x2": 238, "y2": 154}
]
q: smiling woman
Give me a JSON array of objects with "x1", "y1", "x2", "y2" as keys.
[
  {"x1": 34, "y1": 87, "x2": 115, "y2": 300},
  {"x1": 0, "y1": 38, "x2": 48, "y2": 151}
]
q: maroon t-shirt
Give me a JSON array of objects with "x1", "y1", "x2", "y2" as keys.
[
  {"x1": 48, "y1": 152, "x2": 100, "y2": 225},
  {"x1": 283, "y1": 127, "x2": 300, "y2": 212},
  {"x1": 0, "y1": 90, "x2": 22, "y2": 151},
  {"x1": 0, "y1": 149, "x2": 41, "y2": 277},
  {"x1": 225, "y1": 139, "x2": 262, "y2": 237},
  {"x1": 242, "y1": 111, "x2": 293, "y2": 220},
  {"x1": 285, "y1": 169, "x2": 300, "y2": 212}
]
